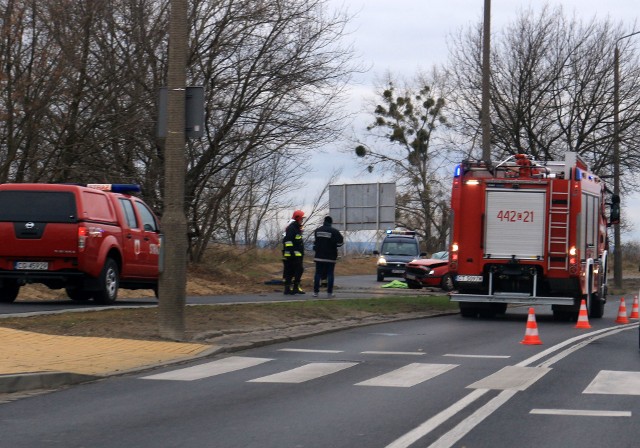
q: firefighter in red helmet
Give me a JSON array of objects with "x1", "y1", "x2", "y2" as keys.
[{"x1": 282, "y1": 210, "x2": 306, "y2": 295}]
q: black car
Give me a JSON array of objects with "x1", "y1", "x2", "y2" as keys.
[{"x1": 373, "y1": 230, "x2": 425, "y2": 282}]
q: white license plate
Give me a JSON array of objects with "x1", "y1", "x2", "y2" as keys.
[
  {"x1": 405, "y1": 273, "x2": 416, "y2": 280},
  {"x1": 456, "y1": 275, "x2": 483, "y2": 282},
  {"x1": 15, "y1": 261, "x2": 49, "y2": 270},
  {"x1": 392, "y1": 269, "x2": 404, "y2": 274}
]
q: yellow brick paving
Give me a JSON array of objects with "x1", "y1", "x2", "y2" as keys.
[{"x1": 0, "y1": 327, "x2": 212, "y2": 376}]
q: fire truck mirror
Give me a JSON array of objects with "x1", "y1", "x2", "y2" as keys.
[{"x1": 609, "y1": 194, "x2": 620, "y2": 226}]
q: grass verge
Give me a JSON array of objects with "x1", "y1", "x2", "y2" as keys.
[{"x1": 0, "y1": 295, "x2": 456, "y2": 342}]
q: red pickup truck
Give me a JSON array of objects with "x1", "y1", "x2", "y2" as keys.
[{"x1": 0, "y1": 183, "x2": 161, "y2": 304}]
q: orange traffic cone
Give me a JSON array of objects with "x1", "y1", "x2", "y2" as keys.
[
  {"x1": 575, "y1": 299, "x2": 591, "y2": 329},
  {"x1": 630, "y1": 296, "x2": 639, "y2": 319},
  {"x1": 615, "y1": 297, "x2": 629, "y2": 324},
  {"x1": 521, "y1": 307, "x2": 543, "y2": 345}
]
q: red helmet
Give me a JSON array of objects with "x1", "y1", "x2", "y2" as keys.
[{"x1": 292, "y1": 210, "x2": 305, "y2": 222}]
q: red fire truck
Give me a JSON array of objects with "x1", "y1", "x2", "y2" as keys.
[{"x1": 449, "y1": 152, "x2": 619, "y2": 320}]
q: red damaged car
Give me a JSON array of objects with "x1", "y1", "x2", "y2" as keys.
[{"x1": 404, "y1": 251, "x2": 454, "y2": 291}]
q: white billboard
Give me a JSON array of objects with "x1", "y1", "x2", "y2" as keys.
[{"x1": 329, "y1": 183, "x2": 396, "y2": 231}]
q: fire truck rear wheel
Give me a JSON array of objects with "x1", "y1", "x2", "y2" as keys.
[
  {"x1": 459, "y1": 303, "x2": 478, "y2": 318},
  {"x1": 588, "y1": 293, "x2": 604, "y2": 318}
]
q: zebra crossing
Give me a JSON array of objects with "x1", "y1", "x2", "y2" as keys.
[{"x1": 140, "y1": 349, "x2": 640, "y2": 397}]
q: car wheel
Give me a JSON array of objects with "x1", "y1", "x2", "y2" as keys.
[
  {"x1": 93, "y1": 258, "x2": 119, "y2": 305},
  {"x1": 66, "y1": 287, "x2": 93, "y2": 302},
  {"x1": 406, "y1": 280, "x2": 422, "y2": 290},
  {"x1": 0, "y1": 280, "x2": 20, "y2": 303},
  {"x1": 441, "y1": 273, "x2": 454, "y2": 292}
]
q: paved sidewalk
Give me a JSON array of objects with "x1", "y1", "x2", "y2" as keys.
[{"x1": 0, "y1": 327, "x2": 215, "y2": 394}]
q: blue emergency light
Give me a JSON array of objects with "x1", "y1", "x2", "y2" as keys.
[
  {"x1": 454, "y1": 164, "x2": 461, "y2": 177},
  {"x1": 87, "y1": 184, "x2": 141, "y2": 194}
]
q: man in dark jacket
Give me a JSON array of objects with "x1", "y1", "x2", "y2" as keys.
[
  {"x1": 282, "y1": 209, "x2": 306, "y2": 295},
  {"x1": 312, "y1": 216, "x2": 344, "y2": 298}
]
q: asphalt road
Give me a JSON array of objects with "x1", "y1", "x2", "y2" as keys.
[{"x1": 1, "y1": 301, "x2": 638, "y2": 447}]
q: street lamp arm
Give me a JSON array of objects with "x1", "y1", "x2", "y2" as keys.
[{"x1": 617, "y1": 30, "x2": 640, "y2": 45}]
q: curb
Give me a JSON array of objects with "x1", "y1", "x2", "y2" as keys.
[{"x1": 0, "y1": 371, "x2": 101, "y2": 394}]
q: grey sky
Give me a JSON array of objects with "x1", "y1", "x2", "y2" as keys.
[{"x1": 300, "y1": 0, "x2": 640, "y2": 239}]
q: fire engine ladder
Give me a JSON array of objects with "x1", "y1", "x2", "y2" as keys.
[{"x1": 547, "y1": 180, "x2": 570, "y2": 271}]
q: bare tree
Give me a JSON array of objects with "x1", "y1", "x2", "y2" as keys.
[
  {"x1": 0, "y1": 0, "x2": 359, "y2": 263},
  {"x1": 354, "y1": 72, "x2": 451, "y2": 252},
  {"x1": 447, "y1": 5, "x2": 640, "y2": 189},
  {"x1": 179, "y1": 0, "x2": 357, "y2": 259}
]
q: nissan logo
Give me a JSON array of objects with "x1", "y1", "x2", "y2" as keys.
[{"x1": 25, "y1": 222, "x2": 35, "y2": 229}]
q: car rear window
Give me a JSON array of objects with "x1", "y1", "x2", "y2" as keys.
[{"x1": 0, "y1": 191, "x2": 77, "y2": 222}]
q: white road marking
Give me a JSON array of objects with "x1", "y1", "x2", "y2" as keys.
[
  {"x1": 385, "y1": 389, "x2": 490, "y2": 448},
  {"x1": 386, "y1": 324, "x2": 639, "y2": 448},
  {"x1": 429, "y1": 390, "x2": 518, "y2": 448},
  {"x1": 443, "y1": 354, "x2": 510, "y2": 359},
  {"x1": 361, "y1": 351, "x2": 425, "y2": 356},
  {"x1": 248, "y1": 362, "x2": 357, "y2": 383},
  {"x1": 278, "y1": 348, "x2": 343, "y2": 353},
  {"x1": 356, "y1": 363, "x2": 458, "y2": 388},
  {"x1": 467, "y1": 366, "x2": 551, "y2": 391},
  {"x1": 141, "y1": 356, "x2": 272, "y2": 381},
  {"x1": 584, "y1": 370, "x2": 640, "y2": 395},
  {"x1": 530, "y1": 409, "x2": 631, "y2": 417}
]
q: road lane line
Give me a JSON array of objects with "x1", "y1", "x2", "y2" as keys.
[
  {"x1": 386, "y1": 323, "x2": 638, "y2": 448},
  {"x1": 278, "y1": 348, "x2": 343, "y2": 353},
  {"x1": 428, "y1": 390, "x2": 518, "y2": 448},
  {"x1": 248, "y1": 362, "x2": 357, "y2": 383},
  {"x1": 357, "y1": 363, "x2": 457, "y2": 388},
  {"x1": 361, "y1": 351, "x2": 425, "y2": 356},
  {"x1": 443, "y1": 354, "x2": 510, "y2": 359},
  {"x1": 384, "y1": 389, "x2": 489, "y2": 448},
  {"x1": 141, "y1": 356, "x2": 273, "y2": 381},
  {"x1": 530, "y1": 409, "x2": 631, "y2": 417}
]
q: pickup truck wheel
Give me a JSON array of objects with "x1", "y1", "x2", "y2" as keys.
[
  {"x1": 0, "y1": 281, "x2": 20, "y2": 303},
  {"x1": 66, "y1": 287, "x2": 93, "y2": 302},
  {"x1": 93, "y1": 258, "x2": 119, "y2": 305}
]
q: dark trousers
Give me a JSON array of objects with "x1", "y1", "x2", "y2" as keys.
[
  {"x1": 283, "y1": 258, "x2": 304, "y2": 285},
  {"x1": 314, "y1": 261, "x2": 336, "y2": 293}
]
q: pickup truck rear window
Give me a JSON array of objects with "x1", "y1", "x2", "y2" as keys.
[{"x1": 0, "y1": 191, "x2": 77, "y2": 222}]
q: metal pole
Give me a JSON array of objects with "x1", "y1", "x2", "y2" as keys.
[
  {"x1": 481, "y1": 0, "x2": 492, "y2": 165},
  {"x1": 613, "y1": 30, "x2": 640, "y2": 288},
  {"x1": 613, "y1": 46, "x2": 622, "y2": 288}
]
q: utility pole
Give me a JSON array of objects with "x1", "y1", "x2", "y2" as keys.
[
  {"x1": 481, "y1": 0, "x2": 492, "y2": 165},
  {"x1": 159, "y1": 0, "x2": 188, "y2": 340},
  {"x1": 612, "y1": 30, "x2": 640, "y2": 289}
]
